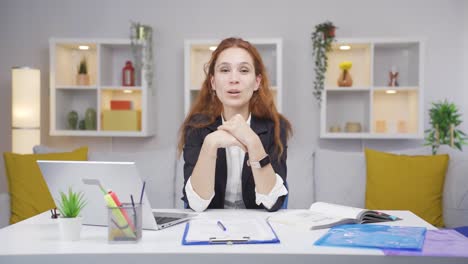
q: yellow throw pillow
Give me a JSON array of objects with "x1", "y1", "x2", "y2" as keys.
[
  {"x1": 3, "y1": 147, "x2": 88, "y2": 224},
  {"x1": 365, "y1": 148, "x2": 448, "y2": 227}
]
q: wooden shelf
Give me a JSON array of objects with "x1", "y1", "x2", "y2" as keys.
[
  {"x1": 49, "y1": 38, "x2": 154, "y2": 137},
  {"x1": 184, "y1": 38, "x2": 283, "y2": 115},
  {"x1": 320, "y1": 38, "x2": 423, "y2": 139}
]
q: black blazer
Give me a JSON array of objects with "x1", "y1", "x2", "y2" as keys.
[{"x1": 181, "y1": 115, "x2": 288, "y2": 212}]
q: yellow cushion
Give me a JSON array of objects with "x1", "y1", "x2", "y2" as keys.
[
  {"x1": 364, "y1": 148, "x2": 449, "y2": 227},
  {"x1": 3, "y1": 147, "x2": 88, "y2": 224}
]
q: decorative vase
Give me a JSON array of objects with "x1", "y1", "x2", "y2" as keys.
[
  {"x1": 78, "y1": 119, "x2": 86, "y2": 130},
  {"x1": 67, "y1": 111, "x2": 79, "y2": 130},
  {"x1": 76, "y1": 74, "x2": 90, "y2": 86},
  {"x1": 375, "y1": 120, "x2": 387, "y2": 133},
  {"x1": 337, "y1": 69, "x2": 353, "y2": 87},
  {"x1": 58, "y1": 216, "x2": 83, "y2": 241},
  {"x1": 85, "y1": 108, "x2": 96, "y2": 130},
  {"x1": 345, "y1": 122, "x2": 362, "y2": 132}
]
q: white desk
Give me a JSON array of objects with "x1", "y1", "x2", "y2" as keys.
[{"x1": 0, "y1": 209, "x2": 466, "y2": 264}]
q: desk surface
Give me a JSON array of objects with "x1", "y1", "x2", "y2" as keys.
[{"x1": 0, "y1": 209, "x2": 465, "y2": 264}]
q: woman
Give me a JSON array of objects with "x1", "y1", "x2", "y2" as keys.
[{"x1": 178, "y1": 37, "x2": 292, "y2": 212}]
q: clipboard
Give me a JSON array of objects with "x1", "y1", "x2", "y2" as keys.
[{"x1": 182, "y1": 218, "x2": 280, "y2": 245}]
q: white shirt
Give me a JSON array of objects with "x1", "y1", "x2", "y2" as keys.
[{"x1": 185, "y1": 114, "x2": 288, "y2": 212}]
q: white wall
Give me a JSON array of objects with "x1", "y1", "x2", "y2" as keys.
[
  {"x1": 0, "y1": 0, "x2": 466, "y2": 194},
  {"x1": 463, "y1": 1, "x2": 468, "y2": 134}
]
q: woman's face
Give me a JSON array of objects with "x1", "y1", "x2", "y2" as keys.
[{"x1": 211, "y1": 47, "x2": 261, "y2": 112}]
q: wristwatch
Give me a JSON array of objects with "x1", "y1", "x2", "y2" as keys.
[{"x1": 247, "y1": 154, "x2": 271, "y2": 169}]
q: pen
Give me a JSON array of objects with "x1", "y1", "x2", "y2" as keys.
[
  {"x1": 130, "y1": 194, "x2": 137, "y2": 229},
  {"x1": 217, "y1": 220, "x2": 227, "y2": 231},
  {"x1": 139, "y1": 181, "x2": 146, "y2": 204}
]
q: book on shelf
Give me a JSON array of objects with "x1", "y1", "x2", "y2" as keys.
[
  {"x1": 268, "y1": 202, "x2": 401, "y2": 230},
  {"x1": 111, "y1": 100, "x2": 133, "y2": 110}
]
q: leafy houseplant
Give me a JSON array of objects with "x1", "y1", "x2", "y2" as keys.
[
  {"x1": 56, "y1": 188, "x2": 86, "y2": 241},
  {"x1": 425, "y1": 100, "x2": 467, "y2": 155},
  {"x1": 76, "y1": 57, "x2": 90, "y2": 85},
  {"x1": 78, "y1": 57, "x2": 88, "y2": 75},
  {"x1": 311, "y1": 21, "x2": 337, "y2": 104},
  {"x1": 57, "y1": 188, "x2": 86, "y2": 218}
]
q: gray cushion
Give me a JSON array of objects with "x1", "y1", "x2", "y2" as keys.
[
  {"x1": 314, "y1": 149, "x2": 366, "y2": 208},
  {"x1": 0, "y1": 193, "x2": 10, "y2": 228},
  {"x1": 436, "y1": 146, "x2": 468, "y2": 228},
  {"x1": 174, "y1": 155, "x2": 186, "y2": 209},
  {"x1": 33, "y1": 145, "x2": 69, "y2": 154},
  {"x1": 286, "y1": 146, "x2": 314, "y2": 209}
]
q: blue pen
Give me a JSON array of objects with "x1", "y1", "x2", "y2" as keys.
[
  {"x1": 139, "y1": 181, "x2": 146, "y2": 204},
  {"x1": 217, "y1": 220, "x2": 227, "y2": 231}
]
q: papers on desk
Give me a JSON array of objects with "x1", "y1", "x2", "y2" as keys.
[{"x1": 182, "y1": 218, "x2": 280, "y2": 245}]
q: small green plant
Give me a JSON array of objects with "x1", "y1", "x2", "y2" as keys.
[
  {"x1": 78, "y1": 57, "x2": 88, "y2": 75},
  {"x1": 56, "y1": 188, "x2": 87, "y2": 218},
  {"x1": 311, "y1": 21, "x2": 337, "y2": 104},
  {"x1": 425, "y1": 99, "x2": 467, "y2": 154}
]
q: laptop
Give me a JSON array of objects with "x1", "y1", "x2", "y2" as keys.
[{"x1": 37, "y1": 160, "x2": 195, "y2": 230}]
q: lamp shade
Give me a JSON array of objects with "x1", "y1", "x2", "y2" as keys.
[{"x1": 11, "y1": 67, "x2": 40, "y2": 154}]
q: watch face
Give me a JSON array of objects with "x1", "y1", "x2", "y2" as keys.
[{"x1": 259, "y1": 155, "x2": 271, "y2": 168}]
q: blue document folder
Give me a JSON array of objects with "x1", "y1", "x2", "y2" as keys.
[
  {"x1": 314, "y1": 224, "x2": 426, "y2": 250},
  {"x1": 182, "y1": 218, "x2": 280, "y2": 245}
]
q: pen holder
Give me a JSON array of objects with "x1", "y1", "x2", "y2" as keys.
[{"x1": 107, "y1": 203, "x2": 142, "y2": 243}]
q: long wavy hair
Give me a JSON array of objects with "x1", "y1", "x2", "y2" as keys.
[{"x1": 178, "y1": 37, "x2": 292, "y2": 158}]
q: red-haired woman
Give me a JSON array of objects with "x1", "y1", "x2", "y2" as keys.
[{"x1": 178, "y1": 37, "x2": 292, "y2": 212}]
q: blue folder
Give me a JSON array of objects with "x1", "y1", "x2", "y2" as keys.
[
  {"x1": 182, "y1": 219, "x2": 280, "y2": 245},
  {"x1": 314, "y1": 224, "x2": 426, "y2": 250}
]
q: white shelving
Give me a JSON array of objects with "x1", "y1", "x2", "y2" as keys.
[
  {"x1": 184, "y1": 38, "x2": 282, "y2": 115},
  {"x1": 49, "y1": 38, "x2": 155, "y2": 137},
  {"x1": 320, "y1": 38, "x2": 424, "y2": 139}
]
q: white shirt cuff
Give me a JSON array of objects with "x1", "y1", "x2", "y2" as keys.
[
  {"x1": 185, "y1": 177, "x2": 214, "y2": 212},
  {"x1": 255, "y1": 174, "x2": 288, "y2": 209}
]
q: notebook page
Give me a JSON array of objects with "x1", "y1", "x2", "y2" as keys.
[{"x1": 309, "y1": 202, "x2": 365, "y2": 219}]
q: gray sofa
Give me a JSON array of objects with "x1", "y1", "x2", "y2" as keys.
[{"x1": 0, "y1": 145, "x2": 467, "y2": 228}]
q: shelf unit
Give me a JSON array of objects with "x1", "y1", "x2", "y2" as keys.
[
  {"x1": 320, "y1": 38, "x2": 424, "y2": 139},
  {"x1": 184, "y1": 38, "x2": 282, "y2": 115},
  {"x1": 49, "y1": 38, "x2": 155, "y2": 137}
]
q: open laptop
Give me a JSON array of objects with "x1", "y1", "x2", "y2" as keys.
[{"x1": 37, "y1": 160, "x2": 195, "y2": 230}]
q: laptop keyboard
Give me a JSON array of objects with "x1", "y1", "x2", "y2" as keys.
[{"x1": 155, "y1": 216, "x2": 181, "y2": 225}]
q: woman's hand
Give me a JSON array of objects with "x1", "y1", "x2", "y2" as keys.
[
  {"x1": 217, "y1": 114, "x2": 258, "y2": 148},
  {"x1": 204, "y1": 129, "x2": 247, "y2": 152}
]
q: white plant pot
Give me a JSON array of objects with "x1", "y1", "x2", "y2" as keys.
[{"x1": 58, "y1": 216, "x2": 83, "y2": 241}]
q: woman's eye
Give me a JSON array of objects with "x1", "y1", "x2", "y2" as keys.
[
  {"x1": 240, "y1": 68, "x2": 250, "y2": 73},
  {"x1": 219, "y1": 68, "x2": 230, "y2": 73}
]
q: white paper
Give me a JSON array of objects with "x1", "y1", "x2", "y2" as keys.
[{"x1": 185, "y1": 218, "x2": 276, "y2": 242}]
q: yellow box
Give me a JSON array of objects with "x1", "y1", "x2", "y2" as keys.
[{"x1": 102, "y1": 110, "x2": 141, "y2": 131}]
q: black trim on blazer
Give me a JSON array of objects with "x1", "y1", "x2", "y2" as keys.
[{"x1": 181, "y1": 114, "x2": 288, "y2": 212}]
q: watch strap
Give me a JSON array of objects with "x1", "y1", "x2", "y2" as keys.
[{"x1": 247, "y1": 154, "x2": 271, "y2": 168}]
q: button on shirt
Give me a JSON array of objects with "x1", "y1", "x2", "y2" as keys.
[{"x1": 185, "y1": 114, "x2": 288, "y2": 212}]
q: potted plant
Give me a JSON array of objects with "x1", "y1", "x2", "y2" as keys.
[
  {"x1": 337, "y1": 61, "x2": 353, "y2": 87},
  {"x1": 425, "y1": 100, "x2": 467, "y2": 154},
  {"x1": 311, "y1": 21, "x2": 337, "y2": 104},
  {"x1": 76, "y1": 57, "x2": 90, "y2": 86},
  {"x1": 56, "y1": 188, "x2": 87, "y2": 241}
]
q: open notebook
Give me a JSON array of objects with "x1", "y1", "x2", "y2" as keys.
[{"x1": 268, "y1": 202, "x2": 400, "y2": 230}]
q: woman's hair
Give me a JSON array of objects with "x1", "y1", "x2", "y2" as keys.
[{"x1": 178, "y1": 37, "x2": 292, "y2": 158}]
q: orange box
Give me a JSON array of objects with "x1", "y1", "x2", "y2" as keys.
[{"x1": 110, "y1": 100, "x2": 132, "y2": 110}]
